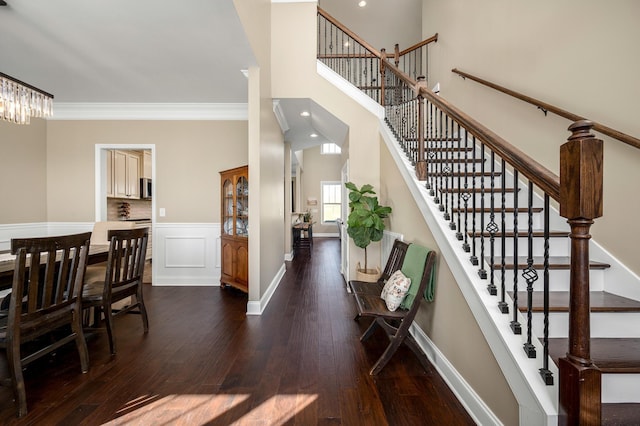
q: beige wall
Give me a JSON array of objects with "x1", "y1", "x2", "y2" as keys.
[
  {"x1": 320, "y1": 0, "x2": 422, "y2": 53},
  {"x1": 45, "y1": 120, "x2": 248, "y2": 223},
  {"x1": 0, "y1": 119, "x2": 48, "y2": 223},
  {"x1": 272, "y1": 2, "x2": 384, "y2": 272},
  {"x1": 423, "y1": 0, "x2": 640, "y2": 275},
  {"x1": 380, "y1": 141, "x2": 519, "y2": 425},
  {"x1": 301, "y1": 144, "x2": 342, "y2": 234}
]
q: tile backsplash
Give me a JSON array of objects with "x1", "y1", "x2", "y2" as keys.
[{"x1": 107, "y1": 198, "x2": 152, "y2": 221}]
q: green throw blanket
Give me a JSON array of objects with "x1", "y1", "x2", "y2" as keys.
[{"x1": 400, "y1": 244, "x2": 436, "y2": 310}]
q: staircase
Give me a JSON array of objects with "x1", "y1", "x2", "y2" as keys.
[{"x1": 317, "y1": 6, "x2": 640, "y2": 425}]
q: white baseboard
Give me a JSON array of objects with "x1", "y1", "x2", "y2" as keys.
[
  {"x1": 410, "y1": 323, "x2": 502, "y2": 426},
  {"x1": 247, "y1": 263, "x2": 286, "y2": 315}
]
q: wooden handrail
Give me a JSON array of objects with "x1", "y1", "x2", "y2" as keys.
[
  {"x1": 452, "y1": 68, "x2": 640, "y2": 150},
  {"x1": 398, "y1": 33, "x2": 439, "y2": 57},
  {"x1": 385, "y1": 66, "x2": 560, "y2": 200},
  {"x1": 317, "y1": 7, "x2": 382, "y2": 58}
]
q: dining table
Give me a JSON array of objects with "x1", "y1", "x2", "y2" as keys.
[{"x1": 0, "y1": 244, "x2": 111, "y2": 291}]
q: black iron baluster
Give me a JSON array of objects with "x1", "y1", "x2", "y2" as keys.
[
  {"x1": 442, "y1": 114, "x2": 451, "y2": 220},
  {"x1": 477, "y1": 143, "x2": 487, "y2": 278},
  {"x1": 461, "y1": 131, "x2": 471, "y2": 252},
  {"x1": 427, "y1": 101, "x2": 436, "y2": 194},
  {"x1": 470, "y1": 136, "x2": 478, "y2": 263},
  {"x1": 498, "y1": 159, "x2": 509, "y2": 314},
  {"x1": 434, "y1": 108, "x2": 442, "y2": 206},
  {"x1": 510, "y1": 169, "x2": 521, "y2": 335},
  {"x1": 455, "y1": 128, "x2": 463, "y2": 240},
  {"x1": 487, "y1": 150, "x2": 498, "y2": 295},
  {"x1": 523, "y1": 180, "x2": 538, "y2": 357},
  {"x1": 539, "y1": 194, "x2": 554, "y2": 385},
  {"x1": 448, "y1": 118, "x2": 456, "y2": 230}
]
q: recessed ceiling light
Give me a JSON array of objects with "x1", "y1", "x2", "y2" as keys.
[
  {"x1": 310, "y1": 133, "x2": 318, "y2": 138},
  {"x1": 358, "y1": 1, "x2": 366, "y2": 7},
  {"x1": 300, "y1": 111, "x2": 310, "y2": 117},
  {"x1": 344, "y1": 41, "x2": 350, "y2": 47}
]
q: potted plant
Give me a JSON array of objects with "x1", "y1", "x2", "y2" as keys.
[{"x1": 345, "y1": 181, "x2": 392, "y2": 282}]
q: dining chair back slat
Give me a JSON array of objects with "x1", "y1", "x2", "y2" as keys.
[{"x1": 1, "y1": 232, "x2": 92, "y2": 417}]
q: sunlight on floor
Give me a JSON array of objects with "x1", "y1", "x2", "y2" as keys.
[{"x1": 104, "y1": 393, "x2": 318, "y2": 425}]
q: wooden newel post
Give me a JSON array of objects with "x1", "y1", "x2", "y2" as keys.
[
  {"x1": 415, "y1": 76, "x2": 427, "y2": 181},
  {"x1": 558, "y1": 120, "x2": 603, "y2": 426}
]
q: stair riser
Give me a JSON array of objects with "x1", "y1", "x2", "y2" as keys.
[
  {"x1": 441, "y1": 193, "x2": 541, "y2": 209},
  {"x1": 494, "y1": 269, "x2": 605, "y2": 292},
  {"x1": 446, "y1": 212, "x2": 544, "y2": 231},
  {"x1": 470, "y1": 236, "x2": 570, "y2": 257},
  {"x1": 533, "y1": 312, "x2": 640, "y2": 338},
  {"x1": 602, "y1": 374, "x2": 640, "y2": 403}
]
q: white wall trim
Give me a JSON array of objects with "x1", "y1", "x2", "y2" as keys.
[
  {"x1": 51, "y1": 103, "x2": 248, "y2": 121},
  {"x1": 247, "y1": 263, "x2": 287, "y2": 315},
  {"x1": 410, "y1": 323, "x2": 502, "y2": 426},
  {"x1": 152, "y1": 223, "x2": 222, "y2": 286}
]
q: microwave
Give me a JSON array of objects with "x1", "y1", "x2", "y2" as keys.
[{"x1": 140, "y1": 178, "x2": 152, "y2": 199}]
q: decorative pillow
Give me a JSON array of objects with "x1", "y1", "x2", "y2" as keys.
[{"x1": 380, "y1": 270, "x2": 411, "y2": 311}]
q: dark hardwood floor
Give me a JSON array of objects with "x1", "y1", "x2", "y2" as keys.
[{"x1": 0, "y1": 238, "x2": 475, "y2": 425}]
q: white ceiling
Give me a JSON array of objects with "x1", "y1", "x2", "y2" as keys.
[
  {"x1": 0, "y1": 0, "x2": 255, "y2": 103},
  {"x1": 0, "y1": 1, "x2": 417, "y2": 154}
]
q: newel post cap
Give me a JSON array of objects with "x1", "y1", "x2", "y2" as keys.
[{"x1": 560, "y1": 120, "x2": 604, "y2": 220}]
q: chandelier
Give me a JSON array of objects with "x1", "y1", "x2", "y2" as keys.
[{"x1": 0, "y1": 72, "x2": 54, "y2": 125}]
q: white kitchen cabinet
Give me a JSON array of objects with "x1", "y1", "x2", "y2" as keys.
[
  {"x1": 106, "y1": 150, "x2": 114, "y2": 197},
  {"x1": 112, "y1": 150, "x2": 140, "y2": 199},
  {"x1": 142, "y1": 150, "x2": 152, "y2": 179}
]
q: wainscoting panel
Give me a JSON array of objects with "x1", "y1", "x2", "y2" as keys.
[{"x1": 153, "y1": 223, "x2": 221, "y2": 286}]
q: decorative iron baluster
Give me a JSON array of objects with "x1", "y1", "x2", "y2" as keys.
[
  {"x1": 498, "y1": 159, "x2": 509, "y2": 314},
  {"x1": 427, "y1": 101, "x2": 436, "y2": 194},
  {"x1": 448, "y1": 117, "x2": 456, "y2": 230},
  {"x1": 487, "y1": 150, "x2": 498, "y2": 295},
  {"x1": 442, "y1": 114, "x2": 451, "y2": 217},
  {"x1": 455, "y1": 127, "x2": 463, "y2": 239},
  {"x1": 477, "y1": 143, "x2": 487, "y2": 278},
  {"x1": 539, "y1": 194, "x2": 554, "y2": 385},
  {"x1": 510, "y1": 169, "x2": 521, "y2": 335},
  {"x1": 523, "y1": 180, "x2": 538, "y2": 357},
  {"x1": 470, "y1": 136, "x2": 478, "y2": 264},
  {"x1": 461, "y1": 131, "x2": 471, "y2": 253},
  {"x1": 434, "y1": 108, "x2": 442, "y2": 206}
]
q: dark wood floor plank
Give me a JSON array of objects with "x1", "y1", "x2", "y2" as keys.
[{"x1": 0, "y1": 238, "x2": 474, "y2": 425}]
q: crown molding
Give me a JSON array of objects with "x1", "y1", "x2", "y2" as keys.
[
  {"x1": 272, "y1": 100, "x2": 290, "y2": 133},
  {"x1": 50, "y1": 103, "x2": 248, "y2": 121}
]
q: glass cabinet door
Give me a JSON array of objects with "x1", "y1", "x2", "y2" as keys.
[
  {"x1": 222, "y1": 178, "x2": 233, "y2": 236},
  {"x1": 236, "y1": 175, "x2": 248, "y2": 237}
]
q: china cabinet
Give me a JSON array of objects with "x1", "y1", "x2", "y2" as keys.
[{"x1": 220, "y1": 165, "x2": 249, "y2": 293}]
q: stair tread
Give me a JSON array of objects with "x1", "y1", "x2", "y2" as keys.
[
  {"x1": 452, "y1": 207, "x2": 542, "y2": 213},
  {"x1": 429, "y1": 158, "x2": 485, "y2": 163},
  {"x1": 439, "y1": 187, "x2": 517, "y2": 193},
  {"x1": 469, "y1": 230, "x2": 569, "y2": 238},
  {"x1": 429, "y1": 171, "x2": 502, "y2": 177},
  {"x1": 487, "y1": 256, "x2": 610, "y2": 269},
  {"x1": 548, "y1": 338, "x2": 640, "y2": 373},
  {"x1": 602, "y1": 403, "x2": 640, "y2": 425},
  {"x1": 512, "y1": 291, "x2": 640, "y2": 313}
]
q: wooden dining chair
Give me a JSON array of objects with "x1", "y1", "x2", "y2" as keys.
[
  {"x1": 82, "y1": 227, "x2": 149, "y2": 355},
  {"x1": 0, "y1": 232, "x2": 92, "y2": 417}
]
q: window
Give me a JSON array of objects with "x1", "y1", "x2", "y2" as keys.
[
  {"x1": 321, "y1": 181, "x2": 342, "y2": 223},
  {"x1": 321, "y1": 143, "x2": 341, "y2": 155}
]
